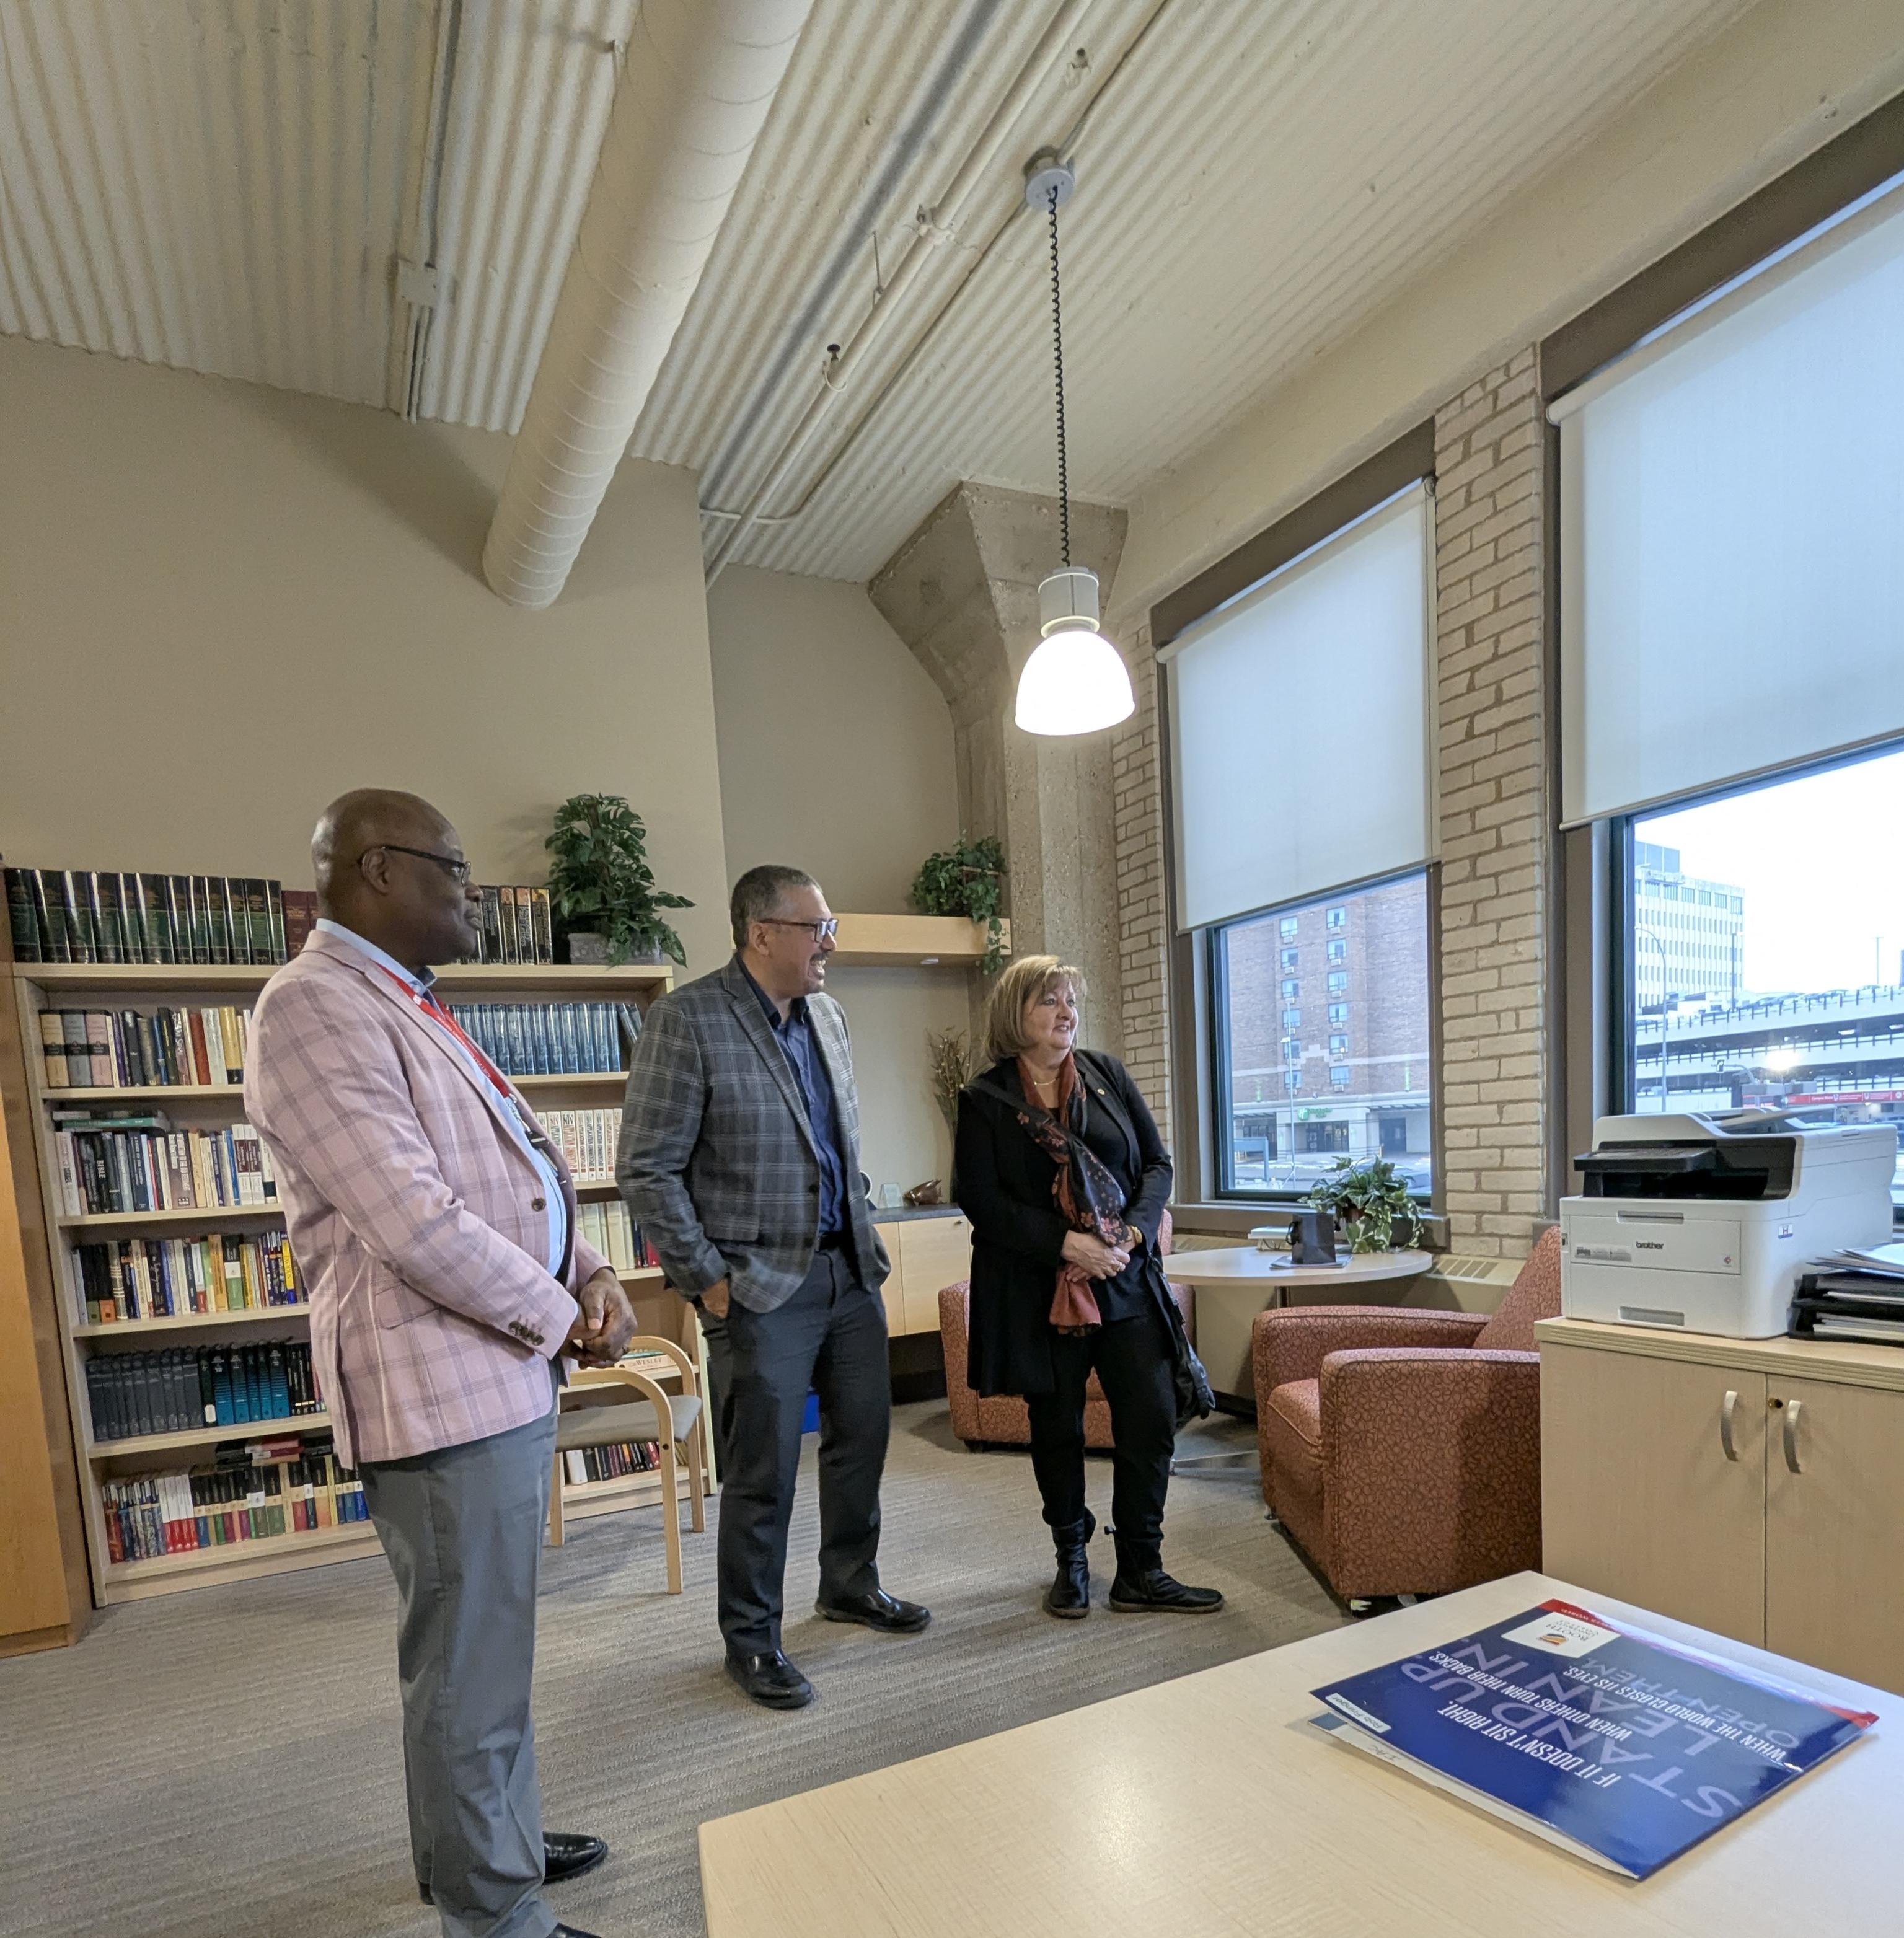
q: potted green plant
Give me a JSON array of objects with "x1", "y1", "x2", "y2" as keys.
[
  {"x1": 910, "y1": 834, "x2": 1008, "y2": 974},
  {"x1": 544, "y1": 793, "x2": 693, "y2": 967},
  {"x1": 1306, "y1": 1156, "x2": 1425, "y2": 1254}
]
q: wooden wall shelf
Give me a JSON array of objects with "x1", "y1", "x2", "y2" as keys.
[
  {"x1": 828, "y1": 914, "x2": 1008, "y2": 969},
  {"x1": 13, "y1": 961, "x2": 672, "y2": 995}
]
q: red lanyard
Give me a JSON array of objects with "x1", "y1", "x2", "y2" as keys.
[{"x1": 375, "y1": 967, "x2": 516, "y2": 1100}]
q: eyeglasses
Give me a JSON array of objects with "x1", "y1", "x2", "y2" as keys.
[
  {"x1": 760, "y1": 917, "x2": 839, "y2": 942},
  {"x1": 364, "y1": 843, "x2": 473, "y2": 884}
]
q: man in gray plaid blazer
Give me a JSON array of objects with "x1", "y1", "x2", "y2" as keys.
[{"x1": 617, "y1": 865, "x2": 930, "y2": 1709}]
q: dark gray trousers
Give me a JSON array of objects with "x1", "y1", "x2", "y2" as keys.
[
  {"x1": 697, "y1": 1245, "x2": 890, "y2": 1653},
  {"x1": 359, "y1": 1381, "x2": 558, "y2": 1938}
]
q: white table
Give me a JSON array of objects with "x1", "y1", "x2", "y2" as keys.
[
  {"x1": 1168, "y1": 1245, "x2": 1431, "y2": 1406},
  {"x1": 698, "y1": 1570, "x2": 1899, "y2": 1937}
]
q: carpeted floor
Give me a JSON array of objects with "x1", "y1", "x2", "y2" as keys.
[{"x1": 0, "y1": 1403, "x2": 1342, "y2": 1938}]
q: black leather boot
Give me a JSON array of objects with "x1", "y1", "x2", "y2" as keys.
[
  {"x1": 1108, "y1": 1541, "x2": 1223, "y2": 1614},
  {"x1": 1044, "y1": 1509, "x2": 1095, "y2": 1619}
]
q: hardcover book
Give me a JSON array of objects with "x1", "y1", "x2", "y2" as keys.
[{"x1": 1308, "y1": 1599, "x2": 1876, "y2": 1879}]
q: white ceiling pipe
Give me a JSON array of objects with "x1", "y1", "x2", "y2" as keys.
[
  {"x1": 483, "y1": 0, "x2": 814, "y2": 608},
  {"x1": 702, "y1": 0, "x2": 1098, "y2": 587}
]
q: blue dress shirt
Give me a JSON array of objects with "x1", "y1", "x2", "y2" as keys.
[
  {"x1": 317, "y1": 919, "x2": 570, "y2": 1280},
  {"x1": 740, "y1": 959, "x2": 848, "y2": 1235}
]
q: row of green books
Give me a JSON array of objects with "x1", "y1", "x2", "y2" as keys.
[
  {"x1": 5, "y1": 866, "x2": 295, "y2": 966},
  {"x1": 101, "y1": 1443, "x2": 367, "y2": 1563},
  {"x1": 74, "y1": 1231, "x2": 301, "y2": 1326}
]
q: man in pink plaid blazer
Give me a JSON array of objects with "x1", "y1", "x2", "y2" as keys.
[{"x1": 245, "y1": 788, "x2": 637, "y2": 1938}]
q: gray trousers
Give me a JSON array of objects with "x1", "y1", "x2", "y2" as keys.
[
  {"x1": 359, "y1": 1381, "x2": 559, "y2": 1938},
  {"x1": 698, "y1": 1244, "x2": 891, "y2": 1654}
]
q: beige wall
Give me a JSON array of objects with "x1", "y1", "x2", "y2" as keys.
[
  {"x1": 0, "y1": 333, "x2": 733, "y2": 971},
  {"x1": 705, "y1": 564, "x2": 969, "y2": 1191},
  {"x1": 1113, "y1": 0, "x2": 1904, "y2": 629}
]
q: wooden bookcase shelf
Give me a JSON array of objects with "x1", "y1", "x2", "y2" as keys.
[
  {"x1": 827, "y1": 914, "x2": 1009, "y2": 969},
  {"x1": 90, "y1": 1412, "x2": 333, "y2": 1460},
  {"x1": 105, "y1": 1520, "x2": 384, "y2": 1598},
  {"x1": 12, "y1": 951, "x2": 701, "y2": 1605},
  {"x1": 73, "y1": 1305, "x2": 310, "y2": 1337}
]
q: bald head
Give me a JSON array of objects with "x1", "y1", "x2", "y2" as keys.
[{"x1": 311, "y1": 788, "x2": 480, "y2": 972}]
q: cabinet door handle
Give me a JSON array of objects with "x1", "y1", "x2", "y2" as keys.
[
  {"x1": 1781, "y1": 1398, "x2": 1804, "y2": 1474},
  {"x1": 1718, "y1": 1388, "x2": 1739, "y2": 1463}
]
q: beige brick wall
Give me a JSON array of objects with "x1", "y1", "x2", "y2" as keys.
[
  {"x1": 1432, "y1": 348, "x2": 1551, "y2": 1258},
  {"x1": 1110, "y1": 622, "x2": 1171, "y2": 1142},
  {"x1": 1114, "y1": 351, "x2": 1556, "y2": 1259}
]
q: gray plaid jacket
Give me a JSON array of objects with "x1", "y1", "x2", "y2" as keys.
[{"x1": 615, "y1": 956, "x2": 891, "y2": 1313}]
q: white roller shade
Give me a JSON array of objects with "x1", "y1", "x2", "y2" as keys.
[
  {"x1": 1554, "y1": 185, "x2": 1904, "y2": 827},
  {"x1": 1165, "y1": 485, "x2": 1432, "y2": 933}
]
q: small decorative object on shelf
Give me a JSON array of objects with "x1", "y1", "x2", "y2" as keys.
[
  {"x1": 925, "y1": 1026, "x2": 972, "y2": 1133},
  {"x1": 545, "y1": 793, "x2": 693, "y2": 967},
  {"x1": 910, "y1": 835, "x2": 1008, "y2": 974},
  {"x1": 902, "y1": 1179, "x2": 943, "y2": 1209},
  {"x1": 1306, "y1": 1157, "x2": 1424, "y2": 1254}
]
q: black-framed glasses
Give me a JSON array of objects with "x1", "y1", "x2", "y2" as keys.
[
  {"x1": 760, "y1": 917, "x2": 839, "y2": 942},
  {"x1": 364, "y1": 843, "x2": 473, "y2": 884}
]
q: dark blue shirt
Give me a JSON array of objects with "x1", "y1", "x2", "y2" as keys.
[{"x1": 741, "y1": 961, "x2": 848, "y2": 1235}]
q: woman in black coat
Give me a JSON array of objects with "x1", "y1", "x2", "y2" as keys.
[{"x1": 955, "y1": 954, "x2": 1222, "y2": 1619}]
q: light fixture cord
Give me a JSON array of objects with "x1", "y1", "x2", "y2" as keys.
[{"x1": 1047, "y1": 183, "x2": 1070, "y2": 569}]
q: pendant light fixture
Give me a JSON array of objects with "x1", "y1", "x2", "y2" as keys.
[{"x1": 1013, "y1": 149, "x2": 1134, "y2": 738}]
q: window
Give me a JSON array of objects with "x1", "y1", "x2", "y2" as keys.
[
  {"x1": 1280, "y1": 947, "x2": 1298, "y2": 971},
  {"x1": 1326, "y1": 907, "x2": 1346, "y2": 931},
  {"x1": 1211, "y1": 873, "x2": 1432, "y2": 1199},
  {"x1": 1327, "y1": 938, "x2": 1346, "y2": 963},
  {"x1": 1279, "y1": 917, "x2": 1300, "y2": 941},
  {"x1": 1621, "y1": 742, "x2": 1904, "y2": 1210},
  {"x1": 1328, "y1": 971, "x2": 1348, "y2": 994},
  {"x1": 1281, "y1": 977, "x2": 1300, "y2": 1000}
]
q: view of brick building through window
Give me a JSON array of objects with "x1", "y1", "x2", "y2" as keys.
[{"x1": 1216, "y1": 873, "x2": 1432, "y2": 1196}]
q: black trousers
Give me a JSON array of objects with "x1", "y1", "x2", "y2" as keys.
[
  {"x1": 1023, "y1": 1302, "x2": 1176, "y2": 1570},
  {"x1": 696, "y1": 1244, "x2": 890, "y2": 1654}
]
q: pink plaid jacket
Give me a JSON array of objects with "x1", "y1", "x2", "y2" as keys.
[{"x1": 244, "y1": 930, "x2": 606, "y2": 1466}]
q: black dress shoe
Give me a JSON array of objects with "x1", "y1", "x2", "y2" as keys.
[
  {"x1": 816, "y1": 1587, "x2": 932, "y2": 1632},
  {"x1": 726, "y1": 1647, "x2": 816, "y2": 1709},
  {"x1": 544, "y1": 1831, "x2": 609, "y2": 1885},
  {"x1": 418, "y1": 1831, "x2": 607, "y2": 1903},
  {"x1": 552, "y1": 1926, "x2": 604, "y2": 1937},
  {"x1": 1044, "y1": 1510, "x2": 1094, "y2": 1620},
  {"x1": 1107, "y1": 1567, "x2": 1225, "y2": 1614}
]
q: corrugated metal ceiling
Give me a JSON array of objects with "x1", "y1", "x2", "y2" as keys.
[{"x1": 1, "y1": 0, "x2": 1760, "y2": 581}]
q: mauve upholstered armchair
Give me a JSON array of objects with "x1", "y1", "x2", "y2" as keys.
[
  {"x1": 1251, "y1": 1227, "x2": 1562, "y2": 1603},
  {"x1": 940, "y1": 1212, "x2": 1190, "y2": 1450}
]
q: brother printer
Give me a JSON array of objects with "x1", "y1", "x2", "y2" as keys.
[{"x1": 1560, "y1": 1109, "x2": 1896, "y2": 1337}]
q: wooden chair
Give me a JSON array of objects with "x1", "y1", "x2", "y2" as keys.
[{"x1": 547, "y1": 1336, "x2": 707, "y2": 1593}]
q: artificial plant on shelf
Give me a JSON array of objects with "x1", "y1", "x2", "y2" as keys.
[
  {"x1": 544, "y1": 792, "x2": 694, "y2": 967},
  {"x1": 910, "y1": 834, "x2": 1009, "y2": 974},
  {"x1": 1305, "y1": 1156, "x2": 1425, "y2": 1254}
]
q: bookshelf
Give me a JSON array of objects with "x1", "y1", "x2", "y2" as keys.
[{"x1": 11, "y1": 956, "x2": 702, "y2": 1605}]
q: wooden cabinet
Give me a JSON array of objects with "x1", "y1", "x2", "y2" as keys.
[
  {"x1": 1763, "y1": 1374, "x2": 1904, "y2": 1688},
  {"x1": 1538, "y1": 1319, "x2": 1904, "y2": 1694},
  {"x1": 875, "y1": 1213, "x2": 972, "y2": 1337}
]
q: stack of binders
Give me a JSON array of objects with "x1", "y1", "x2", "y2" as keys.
[{"x1": 1790, "y1": 1241, "x2": 1904, "y2": 1346}]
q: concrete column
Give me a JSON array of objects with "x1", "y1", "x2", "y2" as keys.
[{"x1": 870, "y1": 483, "x2": 1128, "y2": 1052}]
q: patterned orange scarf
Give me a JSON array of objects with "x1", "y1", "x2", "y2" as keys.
[{"x1": 1014, "y1": 1054, "x2": 1129, "y2": 1335}]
